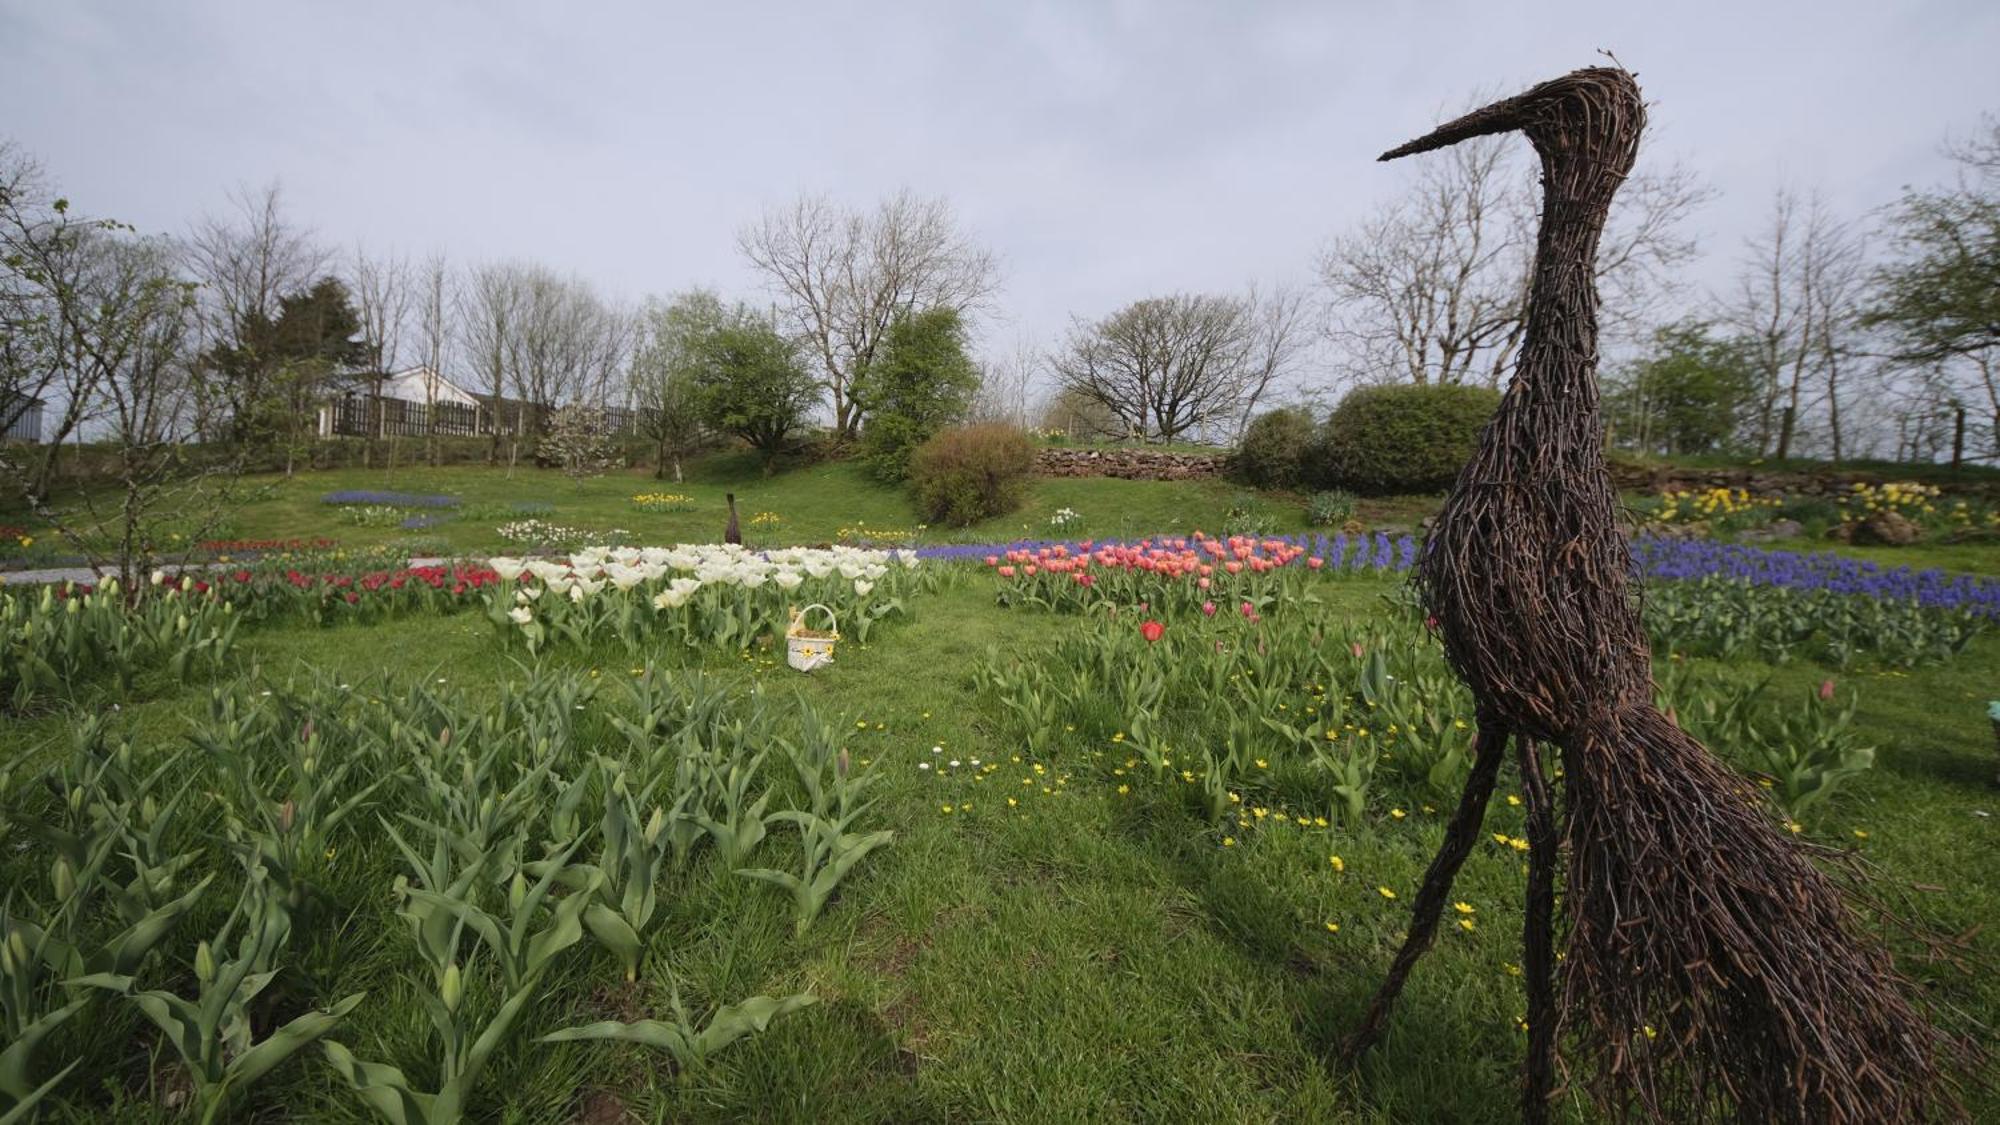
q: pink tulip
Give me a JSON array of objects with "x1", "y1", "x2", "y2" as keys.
[
  {"x1": 1818, "y1": 679, "x2": 1835, "y2": 701},
  {"x1": 985, "y1": 555, "x2": 999, "y2": 567},
  {"x1": 1202, "y1": 601, "x2": 1217, "y2": 617},
  {"x1": 1024, "y1": 565, "x2": 1037, "y2": 576},
  {"x1": 1198, "y1": 577, "x2": 1211, "y2": 590},
  {"x1": 1307, "y1": 557, "x2": 1324, "y2": 570},
  {"x1": 1351, "y1": 642, "x2": 1365, "y2": 658},
  {"x1": 1240, "y1": 601, "x2": 1254, "y2": 617},
  {"x1": 997, "y1": 566, "x2": 1016, "y2": 578}
]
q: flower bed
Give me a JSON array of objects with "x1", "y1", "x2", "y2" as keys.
[
  {"x1": 1631, "y1": 536, "x2": 2000, "y2": 616},
  {"x1": 484, "y1": 544, "x2": 934, "y2": 655},
  {"x1": 319, "y1": 489, "x2": 459, "y2": 508},
  {"x1": 957, "y1": 531, "x2": 1416, "y2": 616},
  {"x1": 197, "y1": 537, "x2": 339, "y2": 554}
]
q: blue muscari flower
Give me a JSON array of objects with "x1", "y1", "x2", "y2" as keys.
[{"x1": 320, "y1": 490, "x2": 458, "y2": 508}]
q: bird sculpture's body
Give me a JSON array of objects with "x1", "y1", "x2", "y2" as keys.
[
  {"x1": 724, "y1": 492, "x2": 741, "y2": 546},
  {"x1": 1344, "y1": 67, "x2": 1957, "y2": 1124}
]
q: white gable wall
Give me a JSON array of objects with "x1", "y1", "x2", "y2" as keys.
[{"x1": 380, "y1": 366, "x2": 479, "y2": 407}]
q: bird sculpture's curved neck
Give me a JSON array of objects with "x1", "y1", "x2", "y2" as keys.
[{"x1": 1513, "y1": 77, "x2": 1643, "y2": 412}]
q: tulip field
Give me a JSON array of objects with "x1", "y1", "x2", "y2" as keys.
[{"x1": 2, "y1": 516, "x2": 1999, "y2": 1121}]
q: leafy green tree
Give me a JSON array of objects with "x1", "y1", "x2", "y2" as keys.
[
  {"x1": 855, "y1": 307, "x2": 979, "y2": 481},
  {"x1": 631, "y1": 290, "x2": 725, "y2": 481},
  {"x1": 1868, "y1": 118, "x2": 2000, "y2": 365},
  {"x1": 691, "y1": 315, "x2": 819, "y2": 471},
  {"x1": 1607, "y1": 321, "x2": 1761, "y2": 456}
]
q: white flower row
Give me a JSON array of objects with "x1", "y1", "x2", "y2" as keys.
[{"x1": 485, "y1": 543, "x2": 919, "y2": 609}]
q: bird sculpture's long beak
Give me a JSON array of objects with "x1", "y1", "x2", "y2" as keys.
[{"x1": 1377, "y1": 90, "x2": 1535, "y2": 162}]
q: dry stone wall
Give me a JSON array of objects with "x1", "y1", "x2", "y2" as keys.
[{"x1": 1034, "y1": 448, "x2": 1229, "y2": 481}]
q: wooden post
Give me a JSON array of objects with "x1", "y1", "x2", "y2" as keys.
[{"x1": 1952, "y1": 406, "x2": 1966, "y2": 469}]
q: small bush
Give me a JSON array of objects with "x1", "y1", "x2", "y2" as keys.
[
  {"x1": 909, "y1": 424, "x2": 1036, "y2": 527},
  {"x1": 1223, "y1": 491, "x2": 1281, "y2": 536},
  {"x1": 1235, "y1": 407, "x2": 1316, "y2": 489},
  {"x1": 1306, "y1": 489, "x2": 1358, "y2": 527},
  {"x1": 1316, "y1": 383, "x2": 1501, "y2": 494}
]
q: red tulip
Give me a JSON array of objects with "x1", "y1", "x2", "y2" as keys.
[{"x1": 1140, "y1": 620, "x2": 1165, "y2": 643}]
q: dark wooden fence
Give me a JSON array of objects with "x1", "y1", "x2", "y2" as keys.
[{"x1": 323, "y1": 396, "x2": 642, "y2": 440}]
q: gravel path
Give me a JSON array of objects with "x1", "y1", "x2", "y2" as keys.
[{"x1": 0, "y1": 557, "x2": 455, "y2": 587}]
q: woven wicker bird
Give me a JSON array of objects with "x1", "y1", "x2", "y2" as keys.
[
  {"x1": 724, "y1": 492, "x2": 741, "y2": 546},
  {"x1": 1341, "y1": 67, "x2": 1959, "y2": 1124}
]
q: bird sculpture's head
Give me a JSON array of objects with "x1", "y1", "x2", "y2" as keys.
[{"x1": 1378, "y1": 65, "x2": 1642, "y2": 168}]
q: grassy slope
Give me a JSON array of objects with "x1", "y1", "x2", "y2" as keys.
[
  {"x1": 37, "y1": 454, "x2": 1436, "y2": 560},
  {"x1": 8, "y1": 569, "x2": 1997, "y2": 1123}
]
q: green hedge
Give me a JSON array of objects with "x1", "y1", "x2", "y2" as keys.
[
  {"x1": 1233, "y1": 407, "x2": 1316, "y2": 490},
  {"x1": 1316, "y1": 383, "x2": 1501, "y2": 494}
]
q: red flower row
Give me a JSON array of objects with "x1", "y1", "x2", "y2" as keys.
[{"x1": 199, "y1": 537, "x2": 339, "y2": 552}]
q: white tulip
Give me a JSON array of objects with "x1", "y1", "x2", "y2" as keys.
[
  {"x1": 489, "y1": 557, "x2": 526, "y2": 581},
  {"x1": 853, "y1": 579, "x2": 874, "y2": 597},
  {"x1": 774, "y1": 571, "x2": 803, "y2": 590},
  {"x1": 508, "y1": 606, "x2": 533, "y2": 625}
]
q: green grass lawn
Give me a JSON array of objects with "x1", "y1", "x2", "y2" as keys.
[
  {"x1": 2, "y1": 455, "x2": 1440, "y2": 564},
  {"x1": 5, "y1": 559, "x2": 1997, "y2": 1122},
  {"x1": 16, "y1": 453, "x2": 1993, "y2": 579}
]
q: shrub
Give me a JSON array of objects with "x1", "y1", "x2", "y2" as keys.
[
  {"x1": 1306, "y1": 489, "x2": 1358, "y2": 527},
  {"x1": 1235, "y1": 407, "x2": 1316, "y2": 489},
  {"x1": 1316, "y1": 383, "x2": 1501, "y2": 494},
  {"x1": 909, "y1": 424, "x2": 1035, "y2": 527}
]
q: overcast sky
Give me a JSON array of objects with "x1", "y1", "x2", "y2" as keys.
[{"x1": 5, "y1": 0, "x2": 1997, "y2": 377}]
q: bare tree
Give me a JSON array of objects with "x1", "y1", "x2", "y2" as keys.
[
  {"x1": 1317, "y1": 132, "x2": 1709, "y2": 388},
  {"x1": 184, "y1": 183, "x2": 327, "y2": 444},
  {"x1": 1, "y1": 142, "x2": 109, "y2": 494},
  {"x1": 460, "y1": 260, "x2": 525, "y2": 463},
  {"x1": 508, "y1": 266, "x2": 630, "y2": 424},
  {"x1": 970, "y1": 333, "x2": 1040, "y2": 428},
  {"x1": 1723, "y1": 189, "x2": 1867, "y2": 460},
  {"x1": 738, "y1": 190, "x2": 1000, "y2": 437},
  {"x1": 1233, "y1": 282, "x2": 1314, "y2": 440},
  {"x1": 413, "y1": 253, "x2": 453, "y2": 464},
  {"x1": 349, "y1": 243, "x2": 410, "y2": 460},
  {"x1": 1050, "y1": 293, "x2": 1276, "y2": 443}
]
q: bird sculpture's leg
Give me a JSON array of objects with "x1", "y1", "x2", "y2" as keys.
[
  {"x1": 1343, "y1": 720, "x2": 1509, "y2": 1066},
  {"x1": 1517, "y1": 735, "x2": 1559, "y2": 1125}
]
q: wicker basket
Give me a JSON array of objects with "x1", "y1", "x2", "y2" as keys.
[{"x1": 786, "y1": 604, "x2": 839, "y2": 672}]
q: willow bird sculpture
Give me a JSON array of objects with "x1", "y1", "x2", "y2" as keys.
[
  {"x1": 724, "y1": 492, "x2": 742, "y2": 546},
  {"x1": 1341, "y1": 67, "x2": 1959, "y2": 1124}
]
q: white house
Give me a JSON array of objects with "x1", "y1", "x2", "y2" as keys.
[{"x1": 377, "y1": 366, "x2": 480, "y2": 408}]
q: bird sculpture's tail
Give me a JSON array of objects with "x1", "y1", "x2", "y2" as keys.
[{"x1": 1553, "y1": 704, "x2": 1961, "y2": 1123}]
